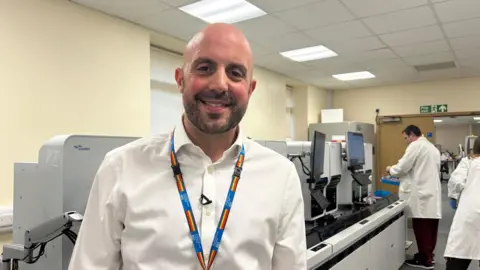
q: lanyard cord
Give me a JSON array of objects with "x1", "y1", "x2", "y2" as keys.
[{"x1": 169, "y1": 131, "x2": 245, "y2": 270}]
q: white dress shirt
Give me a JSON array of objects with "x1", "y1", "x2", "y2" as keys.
[{"x1": 69, "y1": 119, "x2": 307, "y2": 270}]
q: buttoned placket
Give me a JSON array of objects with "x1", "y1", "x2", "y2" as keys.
[{"x1": 200, "y1": 161, "x2": 217, "y2": 262}]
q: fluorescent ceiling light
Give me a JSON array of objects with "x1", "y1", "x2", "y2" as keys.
[
  {"x1": 434, "y1": 119, "x2": 443, "y2": 123},
  {"x1": 332, "y1": 71, "x2": 375, "y2": 81},
  {"x1": 474, "y1": 117, "x2": 480, "y2": 120},
  {"x1": 179, "y1": 0, "x2": 266, "y2": 24},
  {"x1": 280, "y1": 45, "x2": 338, "y2": 62}
]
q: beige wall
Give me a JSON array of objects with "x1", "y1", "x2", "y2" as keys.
[
  {"x1": 435, "y1": 124, "x2": 471, "y2": 153},
  {"x1": 0, "y1": 0, "x2": 151, "y2": 246},
  {"x1": 307, "y1": 86, "x2": 329, "y2": 124},
  {"x1": 333, "y1": 77, "x2": 480, "y2": 125},
  {"x1": 290, "y1": 85, "x2": 329, "y2": 140}
]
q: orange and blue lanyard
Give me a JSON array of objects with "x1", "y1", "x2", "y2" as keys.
[{"x1": 169, "y1": 131, "x2": 245, "y2": 270}]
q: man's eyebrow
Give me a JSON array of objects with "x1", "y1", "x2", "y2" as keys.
[{"x1": 191, "y1": 57, "x2": 215, "y2": 66}]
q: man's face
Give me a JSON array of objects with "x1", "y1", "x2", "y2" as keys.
[
  {"x1": 175, "y1": 31, "x2": 256, "y2": 135},
  {"x1": 402, "y1": 132, "x2": 414, "y2": 144}
]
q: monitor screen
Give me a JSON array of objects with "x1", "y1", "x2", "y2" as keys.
[
  {"x1": 346, "y1": 132, "x2": 365, "y2": 168},
  {"x1": 311, "y1": 131, "x2": 326, "y2": 182}
]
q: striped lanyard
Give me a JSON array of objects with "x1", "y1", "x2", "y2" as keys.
[{"x1": 169, "y1": 131, "x2": 245, "y2": 270}]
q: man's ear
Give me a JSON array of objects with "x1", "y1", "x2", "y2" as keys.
[
  {"x1": 248, "y1": 79, "x2": 257, "y2": 97},
  {"x1": 175, "y1": 68, "x2": 184, "y2": 93}
]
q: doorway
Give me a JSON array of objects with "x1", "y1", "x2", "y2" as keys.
[{"x1": 375, "y1": 112, "x2": 480, "y2": 194}]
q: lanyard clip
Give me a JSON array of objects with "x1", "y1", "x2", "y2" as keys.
[
  {"x1": 233, "y1": 167, "x2": 242, "y2": 178},
  {"x1": 171, "y1": 164, "x2": 181, "y2": 176}
]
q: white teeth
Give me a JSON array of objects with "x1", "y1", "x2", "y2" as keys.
[{"x1": 206, "y1": 102, "x2": 223, "y2": 107}]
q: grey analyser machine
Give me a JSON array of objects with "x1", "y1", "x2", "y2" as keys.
[{"x1": 1, "y1": 135, "x2": 139, "y2": 270}]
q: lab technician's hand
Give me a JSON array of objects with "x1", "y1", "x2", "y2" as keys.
[
  {"x1": 385, "y1": 166, "x2": 391, "y2": 175},
  {"x1": 449, "y1": 199, "x2": 457, "y2": 210}
]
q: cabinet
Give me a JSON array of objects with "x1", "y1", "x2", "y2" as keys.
[{"x1": 331, "y1": 241, "x2": 370, "y2": 270}]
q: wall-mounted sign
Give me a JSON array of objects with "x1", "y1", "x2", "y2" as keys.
[{"x1": 420, "y1": 104, "x2": 448, "y2": 113}]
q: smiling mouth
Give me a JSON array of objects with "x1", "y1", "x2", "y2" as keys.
[{"x1": 199, "y1": 99, "x2": 231, "y2": 108}]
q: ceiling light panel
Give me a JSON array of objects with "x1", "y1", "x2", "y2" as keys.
[
  {"x1": 280, "y1": 45, "x2": 338, "y2": 62},
  {"x1": 474, "y1": 117, "x2": 480, "y2": 120},
  {"x1": 332, "y1": 71, "x2": 375, "y2": 81},
  {"x1": 179, "y1": 0, "x2": 267, "y2": 24},
  {"x1": 434, "y1": 119, "x2": 443, "y2": 123}
]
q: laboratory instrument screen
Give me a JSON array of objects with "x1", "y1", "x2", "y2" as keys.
[
  {"x1": 347, "y1": 132, "x2": 365, "y2": 168},
  {"x1": 311, "y1": 131, "x2": 326, "y2": 182}
]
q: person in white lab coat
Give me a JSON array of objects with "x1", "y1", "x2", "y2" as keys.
[
  {"x1": 68, "y1": 23, "x2": 307, "y2": 270},
  {"x1": 386, "y1": 125, "x2": 441, "y2": 269},
  {"x1": 444, "y1": 137, "x2": 480, "y2": 270}
]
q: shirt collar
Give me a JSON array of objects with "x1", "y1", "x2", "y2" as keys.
[{"x1": 172, "y1": 116, "x2": 244, "y2": 157}]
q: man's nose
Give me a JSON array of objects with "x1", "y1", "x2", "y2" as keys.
[{"x1": 211, "y1": 69, "x2": 228, "y2": 91}]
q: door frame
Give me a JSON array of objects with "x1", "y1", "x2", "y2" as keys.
[{"x1": 374, "y1": 110, "x2": 480, "y2": 192}]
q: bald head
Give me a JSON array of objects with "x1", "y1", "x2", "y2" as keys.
[
  {"x1": 174, "y1": 23, "x2": 257, "y2": 136},
  {"x1": 183, "y1": 23, "x2": 253, "y2": 72}
]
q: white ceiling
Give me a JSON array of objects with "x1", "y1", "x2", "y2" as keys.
[
  {"x1": 434, "y1": 115, "x2": 480, "y2": 126},
  {"x1": 71, "y1": 0, "x2": 480, "y2": 90}
]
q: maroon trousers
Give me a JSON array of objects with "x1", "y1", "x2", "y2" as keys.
[{"x1": 412, "y1": 218, "x2": 439, "y2": 264}]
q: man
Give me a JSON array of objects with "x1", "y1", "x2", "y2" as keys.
[
  {"x1": 386, "y1": 125, "x2": 441, "y2": 269},
  {"x1": 68, "y1": 23, "x2": 307, "y2": 270}
]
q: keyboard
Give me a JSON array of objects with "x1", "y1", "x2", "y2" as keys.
[{"x1": 311, "y1": 189, "x2": 330, "y2": 210}]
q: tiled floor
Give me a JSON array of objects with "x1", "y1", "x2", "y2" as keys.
[{"x1": 399, "y1": 182, "x2": 480, "y2": 270}]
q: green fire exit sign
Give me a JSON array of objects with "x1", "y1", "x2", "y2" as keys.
[{"x1": 420, "y1": 104, "x2": 448, "y2": 113}]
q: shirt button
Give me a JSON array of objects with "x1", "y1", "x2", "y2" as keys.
[
  {"x1": 207, "y1": 166, "x2": 214, "y2": 174},
  {"x1": 206, "y1": 210, "x2": 211, "y2": 216}
]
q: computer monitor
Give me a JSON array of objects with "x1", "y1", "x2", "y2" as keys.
[
  {"x1": 346, "y1": 132, "x2": 365, "y2": 169},
  {"x1": 310, "y1": 131, "x2": 326, "y2": 182}
]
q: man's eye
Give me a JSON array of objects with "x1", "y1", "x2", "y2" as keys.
[
  {"x1": 230, "y1": 69, "x2": 244, "y2": 78},
  {"x1": 197, "y1": 65, "x2": 212, "y2": 72}
]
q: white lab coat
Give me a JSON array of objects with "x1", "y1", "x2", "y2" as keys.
[
  {"x1": 447, "y1": 157, "x2": 472, "y2": 200},
  {"x1": 444, "y1": 158, "x2": 480, "y2": 260},
  {"x1": 389, "y1": 137, "x2": 442, "y2": 219}
]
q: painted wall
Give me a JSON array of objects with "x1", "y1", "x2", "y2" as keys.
[{"x1": 333, "y1": 77, "x2": 480, "y2": 125}]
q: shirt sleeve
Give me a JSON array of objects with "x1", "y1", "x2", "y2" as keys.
[
  {"x1": 448, "y1": 158, "x2": 469, "y2": 200},
  {"x1": 68, "y1": 155, "x2": 124, "y2": 270},
  {"x1": 272, "y1": 162, "x2": 307, "y2": 270},
  {"x1": 389, "y1": 143, "x2": 418, "y2": 177}
]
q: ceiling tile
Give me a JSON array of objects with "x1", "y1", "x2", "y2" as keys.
[
  {"x1": 430, "y1": 0, "x2": 450, "y2": 2},
  {"x1": 274, "y1": 0, "x2": 354, "y2": 30},
  {"x1": 434, "y1": 0, "x2": 480, "y2": 23},
  {"x1": 345, "y1": 78, "x2": 385, "y2": 88},
  {"x1": 251, "y1": 31, "x2": 319, "y2": 53},
  {"x1": 304, "y1": 20, "x2": 373, "y2": 43},
  {"x1": 73, "y1": 0, "x2": 170, "y2": 21},
  {"x1": 248, "y1": 0, "x2": 319, "y2": 13},
  {"x1": 341, "y1": 0, "x2": 428, "y2": 18},
  {"x1": 362, "y1": 6, "x2": 437, "y2": 34},
  {"x1": 342, "y1": 48, "x2": 398, "y2": 62},
  {"x1": 449, "y1": 35, "x2": 480, "y2": 51},
  {"x1": 443, "y1": 17, "x2": 480, "y2": 38},
  {"x1": 379, "y1": 25, "x2": 444, "y2": 47},
  {"x1": 392, "y1": 39, "x2": 451, "y2": 57},
  {"x1": 254, "y1": 54, "x2": 312, "y2": 76},
  {"x1": 325, "y1": 36, "x2": 386, "y2": 53},
  {"x1": 359, "y1": 58, "x2": 410, "y2": 71},
  {"x1": 234, "y1": 15, "x2": 297, "y2": 39},
  {"x1": 457, "y1": 58, "x2": 480, "y2": 69},
  {"x1": 161, "y1": 0, "x2": 198, "y2": 7},
  {"x1": 454, "y1": 48, "x2": 480, "y2": 60},
  {"x1": 304, "y1": 76, "x2": 351, "y2": 90},
  {"x1": 249, "y1": 42, "x2": 274, "y2": 57},
  {"x1": 138, "y1": 8, "x2": 207, "y2": 41},
  {"x1": 402, "y1": 51, "x2": 455, "y2": 66},
  {"x1": 303, "y1": 57, "x2": 365, "y2": 75}
]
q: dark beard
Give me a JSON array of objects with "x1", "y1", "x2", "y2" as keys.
[{"x1": 183, "y1": 89, "x2": 247, "y2": 135}]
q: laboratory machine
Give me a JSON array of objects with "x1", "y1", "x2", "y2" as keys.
[
  {"x1": 262, "y1": 131, "x2": 407, "y2": 270},
  {"x1": 1, "y1": 135, "x2": 139, "y2": 270}
]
